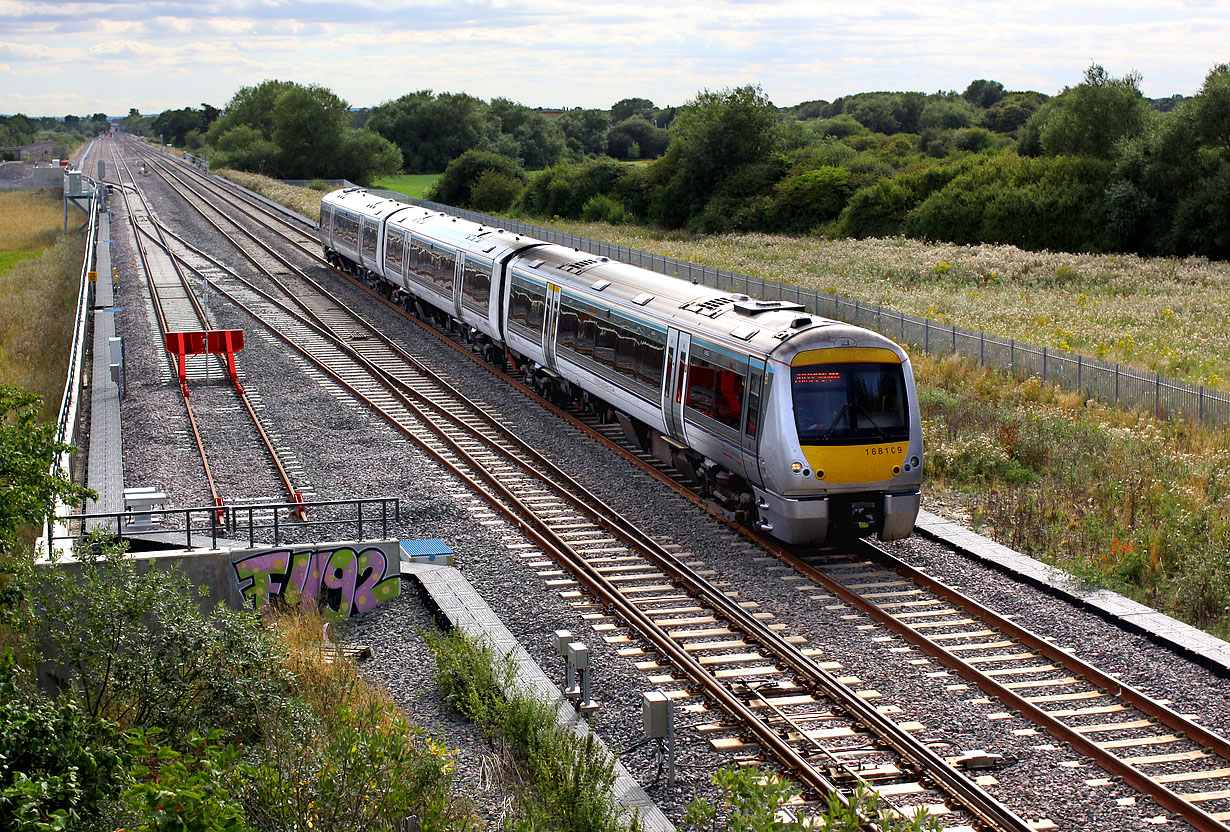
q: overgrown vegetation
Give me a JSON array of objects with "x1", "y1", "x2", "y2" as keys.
[
  {"x1": 217, "y1": 170, "x2": 323, "y2": 222},
  {"x1": 0, "y1": 193, "x2": 84, "y2": 419},
  {"x1": 914, "y1": 353, "x2": 1230, "y2": 637},
  {"x1": 427, "y1": 627, "x2": 635, "y2": 832}
]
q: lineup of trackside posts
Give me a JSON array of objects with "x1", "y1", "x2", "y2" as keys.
[{"x1": 318, "y1": 188, "x2": 923, "y2": 545}]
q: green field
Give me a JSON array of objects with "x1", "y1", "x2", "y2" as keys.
[{"x1": 372, "y1": 173, "x2": 441, "y2": 199}]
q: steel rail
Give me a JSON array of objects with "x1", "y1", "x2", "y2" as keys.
[
  {"x1": 107, "y1": 144, "x2": 224, "y2": 515},
  {"x1": 758, "y1": 538, "x2": 1230, "y2": 832},
  {"x1": 130, "y1": 222, "x2": 307, "y2": 519}
]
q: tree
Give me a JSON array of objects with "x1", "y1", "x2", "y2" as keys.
[
  {"x1": 1189, "y1": 63, "x2": 1230, "y2": 154},
  {"x1": 340, "y1": 129, "x2": 403, "y2": 187},
  {"x1": 556, "y1": 109, "x2": 610, "y2": 156},
  {"x1": 962, "y1": 79, "x2": 1006, "y2": 108},
  {"x1": 610, "y1": 97, "x2": 656, "y2": 124},
  {"x1": 608, "y1": 117, "x2": 669, "y2": 160},
  {"x1": 0, "y1": 386, "x2": 92, "y2": 560},
  {"x1": 426, "y1": 150, "x2": 524, "y2": 208},
  {"x1": 1027, "y1": 64, "x2": 1153, "y2": 159},
  {"x1": 269, "y1": 84, "x2": 350, "y2": 178},
  {"x1": 651, "y1": 84, "x2": 780, "y2": 225},
  {"x1": 367, "y1": 91, "x2": 495, "y2": 173}
]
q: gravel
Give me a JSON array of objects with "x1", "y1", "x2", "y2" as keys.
[{"x1": 98, "y1": 142, "x2": 1230, "y2": 831}]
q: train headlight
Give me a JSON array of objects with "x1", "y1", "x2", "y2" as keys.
[
  {"x1": 791, "y1": 461, "x2": 803, "y2": 474},
  {"x1": 910, "y1": 456, "x2": 919, "y2": 467}
]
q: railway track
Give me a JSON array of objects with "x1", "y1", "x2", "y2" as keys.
[
  {"x1": 105, "y1": 141, "x2": 306, "y2": 520},
  {"x1": 121, "y1": 139, "x2": 1230, "y2": 829}
]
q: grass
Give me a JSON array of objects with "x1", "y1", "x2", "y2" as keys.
[
  {"x1": 427, "y1": 627, "x2": 639, "y2": 832},
  {"x1": 0, "y1": 190, "x2": 84, "y2": 421},
  {"x1": 538, "y1": 220, "x2": 1230, "y2": 391},
  {"x1": 373, "y1": 173, "x2": 442, "y2": 200},
  {"x1": 916, "y1": 353, "x2": 1230, "y2": 638},
  {"x1": 217, "y1": 169, "x2": 324, "y2": 221}
]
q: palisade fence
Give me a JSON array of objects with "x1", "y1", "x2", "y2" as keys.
[{"x1": 360, "y1": 190, "x2": 1230, "y2": 429}]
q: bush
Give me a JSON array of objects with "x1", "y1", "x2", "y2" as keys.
[
  {"x1": 28, "y1": 535, "x2": 293, "y2": 744},
  {"x1": 426, "y1": 150, "x2": 524, "y2": 209},
  {"x1": 0, "y1": 656, "x2": 124, "y2": 832},
  {"x1": 469, "y1": 170, "x2": 523, "y2": 213},
  {"x1": 766, "y1": 166, "x2": 852, "y2": 232},
  {"x1": 581, "y1": 194, "x2": 632, "y2": 224},
  {"x1": 122, "y1": 728, "x2": 249, "y2": 832}
]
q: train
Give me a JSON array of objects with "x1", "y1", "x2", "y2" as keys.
[{"x1": 318, "y1": 188, "x2": 922, "y2": 545}]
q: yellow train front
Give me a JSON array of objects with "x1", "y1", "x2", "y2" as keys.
[{"x1": 753, "y1": 323, "x2": 922, "y2": 545}]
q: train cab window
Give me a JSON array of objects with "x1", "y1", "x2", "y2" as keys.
[
  {"x1": 361, "y1": 222, "x2": 377, "y2": 259},
  {"x1": 462, "y1": 255, "x2": 491, "y2": 312},
  {"x1": 320, "y1": 205, "x2": 332, "y2": 233},
  {"x1": 385, "y1": 228, "x2": 406, "y2": 276},
  {"x1": 686, "y1": 347, "x2": 745, "y2": 431},
  {"x1": 509, "y1": 274, "x2": 546, "y2": 337},
  {"x1": 792, "y1": 362, "x2": 908, "y2": 445}
]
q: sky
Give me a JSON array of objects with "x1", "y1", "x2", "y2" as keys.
[{"x1": 1, "y1": 0, "x2": 1228, "y2": 117}]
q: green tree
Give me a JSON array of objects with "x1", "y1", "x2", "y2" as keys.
[
  {"x1": 1189, "y1": 63, "x2": 1230, "y2": 154},
  {"x1": 1027, "y1": 63, "x2": 1153, "y2": 159},
  {"x1": 426, "y1": 150, "x2": 524, "y2": 208},
  {"x1": 650, "y1": 84, "x2": 780, "y2": 226},
  {"x1": 962, "y1": 79, "x2": 1006, "y2": 108},
  {"x1": 767, "y1": 166, "x2": 852, "y2": 232},
  {"x1": 367, "y1": 91, "x2": 495, "y2": 173},
  {"x1": 608, "y1": 117, "x2": 669, "y2": 160},
  {"x1": 557, "y1": 108, "x2": 610, "y2": 156},
  {"x1": 610, "y1": 97, "x2": 656, "y2": 124},
  {"x1": 0, "y1": 386, "x2": 92, "y2": 559},
  {"x1": 340, "y1": 128, "x2": 403, "y2": 187}
]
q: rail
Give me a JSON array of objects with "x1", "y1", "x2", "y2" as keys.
[
  {"x1": 46, "y1": 497, "x2": 400, "y2": 552},
  {"x1": 390, "y1": 195, "x2": 1230, "y2": 428}
]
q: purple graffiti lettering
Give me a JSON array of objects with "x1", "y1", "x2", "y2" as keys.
[{"x1": 232, "y1": 545, "x2": 400, "y2": 619}]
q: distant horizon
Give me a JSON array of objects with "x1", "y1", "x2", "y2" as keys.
[{"x1": 2, "y1": 1, "x2": 1226, "y2": 118}]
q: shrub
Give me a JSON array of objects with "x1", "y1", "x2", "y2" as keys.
[
  {"x1": 28, "y1": 535, "x2": 293, "y2": 743},
  {"x1": 766, "y1": 166, "x2": 852, "y2": 232},
  {"x1": 0, "y1": 656, "x2": 124, "y2": 832},
  {"x1": 581, "y1": 194, "x2": 631, "y2": 224},
  {"x1": 427, "y1": 150, "x2": 524, "y2": 208},
  {"x1": 121, "y1": 728, "x2": 250, "y2": 832},
  {"x1": 469, "y1": 170, "x2": 523, "y2": 213}
]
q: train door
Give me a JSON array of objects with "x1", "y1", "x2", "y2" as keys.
[
  {"x1": 451, "y1": 257, "x2": 465, "y2": 320},
  {"x1": 542, "y1": 283, "x2": 561, "y2": 370},
  {"x1": 662, "y1": 330, "x2": 690, "y2": 442},
  {"x1": 740, "y1": 358, "x2": 767, "y2": 488}
]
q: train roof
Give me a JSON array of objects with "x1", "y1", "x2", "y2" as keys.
[{"x1": 322, "y1": 189, "x2": 908, "y2": 364}]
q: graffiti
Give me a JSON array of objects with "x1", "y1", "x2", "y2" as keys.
[{"x1": 232, "y1": 545, "x2": 400, "y2": 620}]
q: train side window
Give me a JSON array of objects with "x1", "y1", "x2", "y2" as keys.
[
  {"x1": 432, "y1": 246, "x2": 456, "y2": 294},
  {"x1": 385, "y1": 229, "x2": 405, "y2": 276},
  {"x1": 686, "y1": 348, "x2": 745, "y2": 431},
  {"x1": 462, "y1": 255, "x2": 491, "y2": 312},
  {"x1": 320, "y1": 205, "x2": 332, "y2": 232},
  {"x1": 408, "y1": 236, "x2": 431, "y2": 283},
  {"x1": 361, "y1": 222, "x2": 377, "y2": 259},
  {"x1": 745, "y1": 368, "x2": 762, "y2": 439},
  {"x1": 509, "y1": 275, "x2": 546, "y2": 337}
]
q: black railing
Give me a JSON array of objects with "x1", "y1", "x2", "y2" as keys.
[{"x1": 46, "y1": 497, "x2": 401, "y2": 553}]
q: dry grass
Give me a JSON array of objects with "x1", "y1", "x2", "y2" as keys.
[
  {"x1": 218, "y1": 170, "x2": 323, "y2": 222},
  {"x1": 0, "y1": 191, "x2": 84, "y2": 420},
  {"x1": 541, "y1": 220, "x2": 1230, "y2": 390},
  {"x1": 916, "y1": 352, "x2": 1230, "y2": 637}
]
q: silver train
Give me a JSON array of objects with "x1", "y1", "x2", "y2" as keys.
[{"x1": 319, "y1": 188, "x2": 922, "y2": 545}]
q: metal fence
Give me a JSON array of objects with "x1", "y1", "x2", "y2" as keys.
[{"x1": 393, "y1": 196, "x2": 1229, "y2": 429}]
